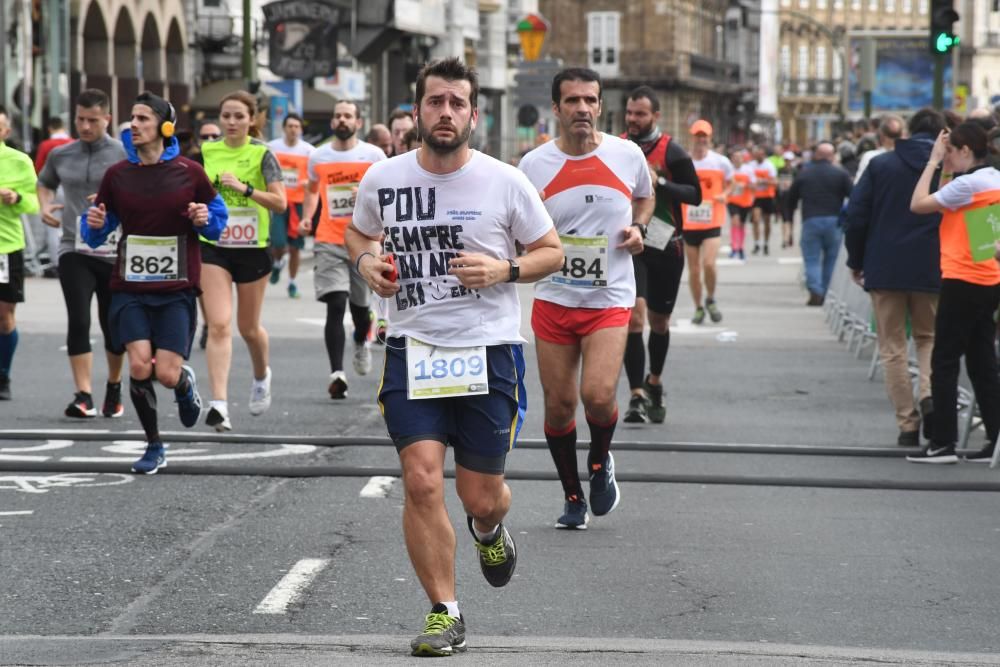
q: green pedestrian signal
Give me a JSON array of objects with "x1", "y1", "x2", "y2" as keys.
[{"x1": 929, "y1": 0, "x2": 959, "y2": 55}]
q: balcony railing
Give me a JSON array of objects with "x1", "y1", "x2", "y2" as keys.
[
  {"x1": 781, "y1": 77, "x2": 842, "y2": 97},
  {"x1": 688, "y1": 53, "x2": 741, "y2": 85}
]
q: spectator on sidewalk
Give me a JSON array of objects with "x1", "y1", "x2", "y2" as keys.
[
  {"x1": 845, "y1": 108, "x2": 946, "y2": 447},
  {"x1": 788, "y1": 142, "x2": 853, "y2": 305},
  {"x1": 854, "y1": 114, "x2": 904, "y2": 184}
]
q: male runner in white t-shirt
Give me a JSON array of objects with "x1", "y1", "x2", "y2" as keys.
[
  {"x1": 519, "y1": 67, "x2": 653, "y2": 530},
  {"x1": 346, "y1": 57, "x2": 561, "y2": 657}
]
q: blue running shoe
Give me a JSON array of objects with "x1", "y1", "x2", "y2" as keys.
[
  {"x1": 175, "y1": 365, "x2": 203, "y2": 428},
  {"x1": 589, "y1": 452, "x2": 620, "y2": 516},
  {"x1": 131, "y1": 441, "x2": 166, "y2": 474},
  {"x1": 555, "y1": 497, "x2": 589, "y2": 529}
]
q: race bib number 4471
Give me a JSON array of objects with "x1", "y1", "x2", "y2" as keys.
[
  {"x1": 406, "y1": 338, "x2": 489, "y2": 400},
  {"x1": 554, "y1": 235, "x2": 608, "y2": 287}
]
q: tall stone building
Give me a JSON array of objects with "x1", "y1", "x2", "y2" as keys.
[
  {"x1": 777, "y1": 0, "x2": 932, "y2": 144},
  {"x1": 539, "y1": 0, "x2": 757, "y2": 143}
]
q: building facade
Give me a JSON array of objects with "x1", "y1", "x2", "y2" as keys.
[
  {"x1": 539, "y1": 0, "x2": 754, "y2": 144},
  {"x1": 777, "y1": 0, "x2": 932, "y2": 144}
]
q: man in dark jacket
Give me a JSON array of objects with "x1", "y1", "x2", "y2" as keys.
[
  {"x1": 844, "y1": 108, "x2": 946, "y2": 447},
  {"x1": 787, "y1": 142, "x2": 853, "y2": 305}
]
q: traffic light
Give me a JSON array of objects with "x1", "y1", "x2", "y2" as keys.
[{"x1": 929, "y1": 0, "x2": 960, "y2": 54}]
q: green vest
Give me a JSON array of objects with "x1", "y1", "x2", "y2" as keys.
[{"x1": 201, "y1": 138, "x2": 270, "y2": 248}]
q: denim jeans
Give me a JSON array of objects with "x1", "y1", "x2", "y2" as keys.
[{"x1": 800, "y1": 216, "x2": 843, "y2": 296}]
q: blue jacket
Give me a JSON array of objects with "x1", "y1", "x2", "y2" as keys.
[
  {"x1": 81, "y1": 130, "x2": 227, "y2": 247},
  {"x1": 844, "y1": 134, "x2": 941, "y2": 293}
]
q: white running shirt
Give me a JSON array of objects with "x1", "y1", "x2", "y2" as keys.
[
  {"x1": 353, "y1": 150, "x2": 554, "y2": 346},
  {"x1": 518, "y1": 134, "x2": 652, "y2": 308},
  {"x1": 266, "y1": 137, "x2": 315, "y2": 157}
]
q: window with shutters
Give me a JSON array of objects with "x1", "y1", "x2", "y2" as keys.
[{"x1": 587, "y1": 12, "x2": 621, "y2": 77}]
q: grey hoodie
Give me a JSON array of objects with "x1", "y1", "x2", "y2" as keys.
[{"x1": 37, "y1": 134, "x2": 126, "y2": 261}]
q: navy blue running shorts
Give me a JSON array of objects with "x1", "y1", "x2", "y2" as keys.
[
  {"x1": 378, "y1": 337, "x2": 528, "y2": 475},
  {"x1": 109, "y1": 290, "x2": 197, "y2": 358}
]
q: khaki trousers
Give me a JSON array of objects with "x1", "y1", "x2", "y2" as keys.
[{"x1": 870, "y1": 290, "x2": 938, "y2": 433}]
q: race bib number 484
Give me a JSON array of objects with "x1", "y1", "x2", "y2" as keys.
[
  {"x1": 554, "y1": 235, "x2": 608, "y2": 287},
  {"x1": 406, "y1": 338, "x2": 489, "y2": 399}
]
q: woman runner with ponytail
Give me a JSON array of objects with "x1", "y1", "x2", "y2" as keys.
[{"x1": 199, "y1": 91, "x2": 287, "y2": 431}]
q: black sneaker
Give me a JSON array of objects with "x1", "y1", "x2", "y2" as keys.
[
  {"x1": 0, "y1": 374, "x2": 9, "y2": 400},
  {"x1": 410, "y1": 603, "x2": 466, "y2": 656},
  {"x1": 102, "y1": 382, "x2": 124, "y2": 418},
  {"x1": 468, "y1": 517, "x2": 517, "y2": 588},
  {"x1": 919, "y1": 397, "x2": 934, "y2": 441},
  {"x1": 555, "y1": 496, "x2": 589, "y2": 530},
  {"x1": 705, "y1": 298, "x2": 723, "y2": 323},
  {"x1": 964, "y1": 444, "x2": 996, "y2": 464},
  {"x1": 622, "y1": 394, "x2": 648, "y2": 423},
  {"x1": 906, "y1": 443, "x2": 957, "y2": 464},
  {"x1": 174, "y1": 366, "x2": 203, "y2": 428},
  {"x1": 897, "y1": 430, "x2": 920, "y2": 447},
  {"x1": 65, "y1": 392, "x2": 97, "y2": 418},
  {"x1": 644, "y1": 376, "x2": 666, "y2": 424},
  {"x1": 589, "y1": 452, "x2": 621, "y2": 516}
]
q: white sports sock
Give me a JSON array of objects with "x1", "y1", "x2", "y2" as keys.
[
  {"x1": 441, "y1": 601, "x2": 460, "y2": 618},
  {"x1": 472, "y1": 521, "x2": 499, "y2": 543},
  {"x1": 210, "y1": 399, "x2": 227, "y2": 413}
]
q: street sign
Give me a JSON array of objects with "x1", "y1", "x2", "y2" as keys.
[
  {"x1": 262, "y1": 0, "x2": 340, "y2": 80},
  {"x1": 513, "y1": 58, "x2": 562, "y2": 109}
]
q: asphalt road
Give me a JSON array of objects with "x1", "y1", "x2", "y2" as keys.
[{"x1": 2, "y1": 244, "x2": 999, "y2": 666}]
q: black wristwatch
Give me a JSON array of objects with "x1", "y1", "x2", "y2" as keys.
[
  {"x1": 244, "y1": 183, "x2": 255, "y2": 197},
  {"x1": 506, "y1": 259, "x2": 520, "y2": 283},
  {"x1": 632, "y1": 222, "x2": 648, "y2": 239}
]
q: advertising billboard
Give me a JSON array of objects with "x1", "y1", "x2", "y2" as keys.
[{"x1": 848, "y1": 36, "x2": 952, "y2": 112}]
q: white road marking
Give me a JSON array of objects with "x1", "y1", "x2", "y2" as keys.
[
  {"x1": 0, "y1": 473, "x2": 134, "y2": 494},
  {"x1": 0, "y1": 510, "x2": 33, "y2": 516},
  {"x1": 778, "y1": 257, "x2": 803, "y2": 265},
  {"x1": 360, "y1": 476, "x2": 396, "y2": 498},
  {"x1": 0, "y1": 440, "x2": 74, "y2": 453},
  {"x1": 670, "y1": 320, "x2": 727, "y2": 335},
  {"x1": 61, "y1": 441, "x2": 316, "y2": 463},
  {"x1": 253, "y1": 559, "x2": 330, "y2": 614}
]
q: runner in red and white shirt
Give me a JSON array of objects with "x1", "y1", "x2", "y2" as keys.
[{"x1": 519, "y1": 67, "x2": 653, "y2": 530}]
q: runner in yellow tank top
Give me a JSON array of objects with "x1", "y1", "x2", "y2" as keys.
[{"x1": 199, "y1": 90, "x2": 287, "y2": 432}]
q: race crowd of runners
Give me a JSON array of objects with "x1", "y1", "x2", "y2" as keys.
[{"x1": 1, "y1": 58, "x2": 999, "y2": 655}]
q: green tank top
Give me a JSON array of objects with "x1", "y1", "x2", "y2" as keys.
[{"x1": 201, "y1": 138, "x2": 270, "y2": 248}]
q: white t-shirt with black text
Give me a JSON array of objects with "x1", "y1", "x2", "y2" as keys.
[{"x1": 352, "y1": 150, "x2": 554, "y2": 347}]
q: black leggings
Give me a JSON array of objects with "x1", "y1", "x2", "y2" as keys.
[
  {"x1": 320, "y1": 292, "x2": 371, "y2": 372},
  {"x1": 930, "y1": 279, "x2": 1000, "y2": 446},
  {"x1": 58, "y1": 252, "x2": 122, "y2": 356}
]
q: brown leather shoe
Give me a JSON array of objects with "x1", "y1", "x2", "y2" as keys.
[{"x1": 806, "y1": 292, "x2": 825, "y2": 306}]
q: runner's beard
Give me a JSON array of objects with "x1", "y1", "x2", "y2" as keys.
[
  {"x1": 418, "y1": 117, "x2": 472, "y2": 153},
  {"x1": 333, "y1": 125, "x2": 355, "y2": 141}
]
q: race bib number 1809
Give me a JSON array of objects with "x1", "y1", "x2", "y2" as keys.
[
  {"x1": 406, "y1": 338, "x2": 489, "y2": 400},
  {"x1": 554, "y1": 235, "x2": 608, "y2": 287}
]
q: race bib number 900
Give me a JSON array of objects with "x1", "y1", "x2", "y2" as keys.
[
  {"x1": 219, "y1": 208, "x2": 260, "y2": 247},
  {"x1": 554, "y1": 235, "x2": 608, "y2": 287},
  {"x1": 0, "y1": 254, "x2": 9, "y2": 284},
  {"x1": 406, "y1": 338, "x2": 489, "y2": 400},
  {"x1": 326, "y1": 183, "x2": 358, "y2": 218},
  {"x1": 123, "y1": 235, "x2": 183, "y2": 282}
]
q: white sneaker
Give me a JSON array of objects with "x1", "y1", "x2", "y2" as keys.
[
  {"x1": 249, "y1": 367, "x2": 272, "y2": 416},
  {"x1": 328, "y1": 370, "x2": 348, "y2": 399},
  {"x1": 205, "y1": 401, "x2": 232, "y2": 432},
  {"x1": 353, "y1": 342, "x2": 372, "y2": 376}
]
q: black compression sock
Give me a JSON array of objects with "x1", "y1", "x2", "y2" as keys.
[
  {"x1": 624, "y1": 332, "x2": 645, "y2": 390},
  {"x1": 349, "y1": 303, "x2": 371, "y2": 344},
  {"x1": 649, "y1": 330, "x2": 669, "y2": 376},
  {"x1": 544, "y1": 422, "x2": 583, "y2": 500},
  {"x1": 129, "y1": 376, "x2": 159, "y2": 442}
]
